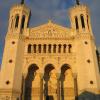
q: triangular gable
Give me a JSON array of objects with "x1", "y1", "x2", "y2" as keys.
[{"x1": 29, "y1": 21, "x2": 75, "y2": 38}]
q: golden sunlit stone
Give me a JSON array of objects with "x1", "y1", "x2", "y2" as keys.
[{"x1": 0, "y1": 1, "x2": 100, "y2": 100}]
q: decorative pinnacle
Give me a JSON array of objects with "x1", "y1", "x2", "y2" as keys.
[
  {"x1": 48, "y1": 20, "x2": 52, "y2": 23},
  {"x1": 21, "y1": 0, "x2": 24, "y2": 4},
  {"x1": 76, "y1": 0, "x2": 80, "y2": 5}
]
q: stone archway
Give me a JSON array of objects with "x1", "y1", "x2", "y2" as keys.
[
  {"x1": 44, "y1": 64, "x2": 56, "y2": 100},
  {"x1": 60, "y1": 64, "x2": 75, "y2": 100},
  {"x1": 24, "y1": 64, "x2": 39, "y2": 100}
]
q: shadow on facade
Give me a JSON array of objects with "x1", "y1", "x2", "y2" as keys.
[
  {"x1": 60, "y1": 64, "x2": 71, "y2": 100},
  {"x1": 44, "y1": 64, "x2": 54, "y2": 100},
  {"x1": 76, "y1": 91, "x2": 100, "y2": 100},
  {"x1": 23, "y1": 64, "x2": 100, "y2": 100},
  {"x1": 24, "y1": 64, "x2": 39, "y2": 100}
]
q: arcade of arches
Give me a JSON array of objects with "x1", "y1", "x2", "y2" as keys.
[{"x1": 21, "y1": 64, "x2": 78, "y2": 100}]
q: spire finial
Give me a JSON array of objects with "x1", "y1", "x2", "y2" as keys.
[
  {"x1": 76, "y1": 0, "x2": 80, "y2": 5},
  {"x1": 21, "y1": 0, "x2": 24, "y2": 4}
]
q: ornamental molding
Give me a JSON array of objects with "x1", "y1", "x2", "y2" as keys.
[
  {"x1": 24, "y1": 54, "x2": 76, "y2": 63},
  {"x1": 75, "y1": 33, "x2": 94, "y2": 40},
  {"x1": 29, "y1": 22, "x2": 75, "y2": 38}
]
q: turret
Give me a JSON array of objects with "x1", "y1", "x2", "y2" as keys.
[
  {"x1": 0, "y1": 1, "x2": 31, "y2": 99},
  {"x1": 69, "y1": 0, "x2": 92, "y2": 34},
  {"x1": 8, "y1": 0, "x2": 31, "y2": 34}
]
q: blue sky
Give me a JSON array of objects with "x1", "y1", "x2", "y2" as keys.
[{"x1": 0, "y1": 0, "x2": 100, "y2": 64}]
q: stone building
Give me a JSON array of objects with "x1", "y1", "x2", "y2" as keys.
[{"x1": 0, "y1": 0, "x2": 100, "y2": 100}]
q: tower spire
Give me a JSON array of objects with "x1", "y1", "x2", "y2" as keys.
[
  {"x1": 76, "y1": 0, "x2": 80, "y2": 5},
  {"x1": 21, "y1": 0, "x2": 24, "y2": 4}
]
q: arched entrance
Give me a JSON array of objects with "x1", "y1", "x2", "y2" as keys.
[
  {"x1": 24, "y1": 64, "x2": 39, "y2": 100},
  {"x1": 60, "y1": 64, "x2": 75, "y2": 100},
  {"x1": 44, "y1": 64, "x2": 56, "y2": 100}
]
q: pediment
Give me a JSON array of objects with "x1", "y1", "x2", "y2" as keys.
[{"x1": 29, "y1": 20, "x2": 75, "y2": 39}]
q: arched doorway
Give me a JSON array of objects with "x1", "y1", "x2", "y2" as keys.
[
  {"x1": 44, "y1": 64, "x2": 56, "y2": 100},
  {"x1": 60, "y1": 64, "x2": 75, "y2": 100},
  {"x1": 24, "y1": 64, "x2": 39, "y2": 100}
]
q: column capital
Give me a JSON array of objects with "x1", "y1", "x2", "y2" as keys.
[
  {"x1": 39, "y1": 73, "x2": 44, "y2": 79},
  {"x1": 56, "y1": 73, "x2": 61, "y2": 80},
  {"x1": 72, "y1": 73, "x2": 77, "y2": 78},
  {"x1": 23, "y1": 73, "x2": 27, "y2": 79}
]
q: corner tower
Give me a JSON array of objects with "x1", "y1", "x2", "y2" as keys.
[
  {"x1": 8, "y1": 0, "x2": 31, "y2": 34},
  {"x1": 0, "y1": 1, "x2": 31, "y2": 100},
  {"x1": 69, "y1": 0, "x2": 92, "y2": 34},
  {"x1": 69, "y1": 0, "x2": 100, "y2": 97}
]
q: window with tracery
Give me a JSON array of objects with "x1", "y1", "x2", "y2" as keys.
[
  {"x1": 68, "y1": 44, "x2": 72, "y2": 53},
  {"x1": 63, "y1": 44, "x2": 67, "y2": 53},
  {"x1": 33, "y1": 44, "x2": 36, "y2": 53},
  {"x1": 43, "y1": 44, "x2": 46, "y2": 53},
  {"x1": 38, "y1": 44, "x2": 41, "y2": 53},
  {"x1": 75, "y1": 16, "x2": 79, "y2": 30},
  {"x1": 27, "y1": 44, "x2": 72, "y2": 54},
  {"x1": 48, "y1": 44, "x2": 51, "y2": 53},
  {"x1": 80, "y1": 15, "x2": 85, "y2": 28},
  {"x1": 53, "y1": 44, "x2": 56, "y2": 53},
  {"x1": 15, "y1": 15, "x2": 19, "y2": 28},
  {"x1": 58, "y1": 44, "x2": 61, "y2": 53},
  {"x1": 21, "y1": 15, "x2": 25, "y2": 29},
  {"x1": 28, "y1": 44, "x2": 31, "y2": 53}
]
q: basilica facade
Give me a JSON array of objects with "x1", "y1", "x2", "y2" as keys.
[{"x1": 0, "y1": 0, "x2": 100, "y2": 100}]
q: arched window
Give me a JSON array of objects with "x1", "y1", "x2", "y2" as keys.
[
  {"x1": 33, "y1": 44, "x2": 36, "y2": 53},
  {"x1": 63, "y1": 44, "x2": 67, "y2": 53},
  {"x1": 24, "y1": 64, "x2": 39, "y2": 100},
  {"x1": 58, "y1": 44, "x2": 61, "y2": 53},
  {"x1": 87, "y1": 15, "x2": 89, "y2": 31},
  {"x1": 80, "y1": 15, "x2": 85, "y2": 28},
  {"x1": 75, "y1": 16, "x2": 79, "y2": 30},
  {"x1": 28, "y1": 44, "x2": 31, "y2": 53},
  {"x1": 38, "y1": 44, "x2": 41, "y2": 53},
  {"x1": 68, "y1": 44, "x2": 72, "y2": 53},
  {"x1": 15, "y1": 15, "x2": 19, "y2": 28},
  {"x1": 53, "y1": 44, "x2": 56, "y2": 53},
  {"x1": 43, "y1": 44, "x2": 46, "y2": 53},
  {"x1": 21, "y1": 15, "x2": 25, "y2": 29},
  {"x1": 48, "y1": 44, "x2": 51, "y2": 53}
]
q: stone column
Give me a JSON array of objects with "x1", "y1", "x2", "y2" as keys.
[
  {"x1": 40, "y1": 73, "x2": 44, "y2": 100},
  {"x1": 22, "y1": 74, "x2": 27, "y2": 100},
  {"x1": 51, "y1": 44, "x2": 53, "y2": 53},
  {"x1": 56, "y1": 73, "x2": 61, "y2": 100},
  {"x1": 73, "y1": 73, "x2": 78, "y2": 100},
  {"x1": 31, "y1": 45, "x2": 33, "y2": 53},
  {"x1": 41, "y1": 44, "x2": 43, "y2": 53}
]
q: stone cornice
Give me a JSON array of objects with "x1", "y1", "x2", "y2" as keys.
[
  {"x1": 10, "y1": 4, "x2": 30, "y2": 13},
  {"x1": 0, "y1": 89, "x2": 21, "y2": 94},
  {"x1": 75, "y1": 33, "x2": 94, "y2": 40},
  {"x1": 24, "y1": 53, "x2": 76, "y2": 62}
]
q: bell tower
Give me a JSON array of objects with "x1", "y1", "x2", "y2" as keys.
[
  {"x1": 8, "y1": 0, "x2": 31, "y2": 34},
  {"x1": 0, "y1": 0, "x2": 31, "y2": 100},
  {"x1": 69, "y1": 0, "x2": 100, "y2": 97},
  {"x1": 69, "y1": 0, "x2": 92, "y2": 33}
]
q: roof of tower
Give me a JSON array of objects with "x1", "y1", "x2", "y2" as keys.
[
  {"x1": 21, "y1": 0, "x2": 24, "y2": 5},
  {"x1": 10, "y1": 3, "x2": 30, "y2": 13},
  {"x1": 76, "y1": 0, "x2": 80, "y2": 5}
]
